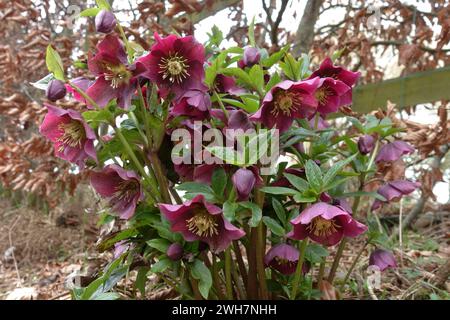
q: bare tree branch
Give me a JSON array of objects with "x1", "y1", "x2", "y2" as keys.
[{"x1": 293, "y1": 0, "x2": 323, "y2": 56}]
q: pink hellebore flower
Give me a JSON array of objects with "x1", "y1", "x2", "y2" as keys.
[
  {"x1": 369, "y1": 249, "x2": 397, "y2": 271},
  {"x1": 288, "y1": 202, "x2": 367, "y2": 246},
  {"x1": 231, "y1": 167, "x2": 263, "y2": 201},
  {"x1": 170, "y1": 98, "x2": 210, "y2": 121},
  {"x1": 158, "y1": 194, "x2": 245, "y2": 253},
  {"x1": 314, "y1": 77, "x2": 351, "y2": 115},
  {"x1": 371, "y1": 180, "x2": 421, "y2": 210},
  {"x1": 87, "y1": 35, "x2": 147, "y2": 109},
  {"x1": 308, "y1": 57, "x2": 360, "y2": 104},
  {"x1": 139, "y1": 33, "x2": 206, "y2": 100},
  {"x1": 39, "y1": 104, "x2": 96, "y2": 168},
  {"x1": 90, "y1": 164, "x2": 144, "y2": 219},
  {"x1": 250, "y1": 78, "x2": 320, "y2": 133},
  {"x1": 375, "y1": 141, "x2": 415, "y2": 163},
  {"x1": 264, "y1": 243, "x2": 309, "y2": 275}
]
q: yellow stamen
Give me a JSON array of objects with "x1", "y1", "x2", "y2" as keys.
[
  {"x1": 307, "y1": 216, "x2": 340, "y2": 237},
  {"x1": 57, "y1": 121, "x2": 85, "y2": 152},
  {"x1": 271, "y1": 90, "x2": 302, "y2": 117},
  {"x1": 186, "y1": 208, "x2": 219, "y2": 237},
  {"x1": 315, "y1": 86, "x2": 332, "y2": 105},
  {"x1": 158, "y1": 52, "x2": 190, "y2": 84},
  {"x1": 104, "y1": 65, "x2": 131, "y2": 89}
]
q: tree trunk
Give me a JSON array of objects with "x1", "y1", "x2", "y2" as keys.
[{"x1": 293, "y1": 0, "x2": 323, "y2": 56}]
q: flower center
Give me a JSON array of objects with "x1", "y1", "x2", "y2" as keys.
[
  {"x1": 104, "y1": 65, "x2": 131, "y2": 89},
  {"x1": 272, "y1": 90, "x2": 301, "y2": 116},
  {"x1": 186, "y1": 208, "x2": 218, "y2": 237},
  {"x1": 57, "y1": 121, "x2": 86, "y2": 151},
  {"x1": 274, "y1": 257, "x2": 294, "y2": 265},
  {"x1": 307, "y1": 216, "x2": 340, "y2": 237},
  {"x1": 159, "y1": 53, "x2": 190, "y2": 83},
  {"x1": 315, "y1": 86, "x2": 332, "y2": 105},
  {"x1": 113, "y1": 180, "x2": 139, "y2": 202}
]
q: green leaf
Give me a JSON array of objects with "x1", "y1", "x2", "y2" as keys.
[
  {"x1": 206, "y1": 146, "x2": 245, "y2": 166},
  {"x1": 262, "y1": 44, "x2": 290, "y2": 68},
  {"x1": 96, "y1": 229, "x2": 137, "y2": 252},
  {"x1": 283, "y1": 173, "x2": 309, "y2": 192},
  {"x1": 305, "y1": 160, "x2": 323, "y2": 193},
  {"x1": 265, "y1": 72, "x2": 282, "y2": 92},
  {"x1": 96, "y1": 0, "x2": 111, "y2": 10},
  {"x1": 239, "y1": 201, "x2": 262, "y2": 227},
  {"x1": 248, "y1": 64, "x2": 264, "y2": 94},
  {"x1": 340, "y1": 191, "x2": 386, "y2": 201},
  {"x1": 146, "y1": 239, "x2": 170, "y2": 253},
  {"x1": 293, "y1": 193, "x2": 316, "y2": 203},
  {"x1": 305, "y1": 244, "x2": 329, "y2": 263},
  {"x1": 191, "y1": 260, "x2": 212, "y2": 299},
  {"x1": 151, "y1": 258, "x2": 171, "y2": 273},
  {"x1": 93, "y1": 292, "x2": 121, "y2": 300},
  {"x1": 260, "y1": 186, "x2": 298, "y2": 196},
  {"x1": 272, "y1": 198, "x2": 286, "y2": 227},
  {"x1": 322, "y1": 176, "x2": 354, "y2": 191},
  {"x1": 223, "y1": 201, "x2": 238, "y2": 222},
  {"x1": 80, "y1": 7, "x2": 101, "y2": 17},
  {"x1": 262, "y1": 217, "x2": 285, "y2": 236},
  {"x1": 176, "y1": 182, "x2": 214, "y2": 196},
  {"x1": 322, "y1": 154, "x2": 357, "y2": 187},
  {"x1": 220, "y1": 68, "x2": 253, "y2": 89},
  {"x1": 30, "y1": 73, "x2": 55, "y2": 91},
  {"x1": 211, "y1": 168, "x2": 227, "y2": 197},
  {"x1": 134, "y1": 267, "x2": 150, "y2": 297},
  {"x1": 241, "y1": 96, "x2": 260, "y2": 113},
  {"x1": 46, "y1": 45, "x2": 65, "y2": 80},
  {"x1": 248, "y1": 17, "x2": 256, "y2": 47},
  {"x1": 82, "y1": 109, "x2": 113, "y2": 124}
]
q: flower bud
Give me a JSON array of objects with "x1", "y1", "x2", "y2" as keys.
[
  {"x1": 369, "y1": 249, "x2": 397, "y2": 271},
  {"x1": 238, "y1": 47, "x2": 260, "y2": 68},
  {"x1": 232, "y1": 168, "x2": 256, "y2": 200},
  {"x1": 167, "y1": 243, "x2": 184, "y2": 261},
  {"x1": 358, "y1": 135, "x2": 375, "y2": 155},
  {"x1": 46, "y1": 79, "x2": 66, "y2": 101},
  {"x1": 95, "y1": 10, "x2": 116, "y2": 34}
]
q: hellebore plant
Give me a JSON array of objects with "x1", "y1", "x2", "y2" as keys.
[{"x1": 35, "y1": 3, "x2": 421, "y2": 301}]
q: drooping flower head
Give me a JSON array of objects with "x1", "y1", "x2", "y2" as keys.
[
  {"x1": 170, "y1": 97, "x2": 210, "y2": 121},
  {"x1": 39, "y1": 104, "x2": 96, "y2": 168},
  {"x1": 375, "y1": 141, "x2": 415, "y2": 163},
  {"x1": 372, "y1": 180, "x2": 421, "y2": 210},
  {"x1": 90, "y1": 164, "x2": 144, "y2": 219},
  {"x1": 231, "y1": 167, "x2": 263, "y2": 201},
  {"x1": 358, "y1": 134, "x2": 376, "y2": 155},
  {"x1": 314, "y1": 77, "x2": 351, "y2": 115},
  {"x1": 158, "y1": 194, "x2": 245, "y2": 252},
  {"x1": 46, "y1": 79, "x2": 66, "y2": 101},
  {"x1": 238, "y1": 47, "x2": 260, "y2": 69},
  {"x1": 309, "y1": 58, "x2": 360, "y2": 86},
  {"x1": 139, "y1": 33, "x2": 206, "y2": 100},
  {"x1": 167, "y1": 243, "x2": 184, "y2": 261},
  {"x1": 288, "y1": 202, "x2": 367, "y2": 246},
  {"x1": 308, "y1": 57, "x2": 360, "y2": 103},
  {"x1": 264, "y1": 243, "x2": 310, "y2": 275},
  {"x1": 95, "y1": 10, "x2": 116, "y2": 34},
  {"x1": 250, "y1": 78, "x2": 320, "y2": 133},
  {"x1": 87, "y1": 35, "x2": 147, "y2": 109},
  {"x1": 369, "y1": 249, "x2": 397, "y2": 271}
]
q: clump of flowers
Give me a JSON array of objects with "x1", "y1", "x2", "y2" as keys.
[{"x1": 35, "y1": 4, "x2": 420, "y2": 301}]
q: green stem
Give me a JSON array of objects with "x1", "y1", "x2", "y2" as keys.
[
  {"x1": 327, "y1": 238, "x2": 347, "y2": 283},
  {"x1": 290, "y1": 239, "x2": 309, "y2": 300},
  {"x1": 69, "y1": 82, "x2": 99, "y2": 110},
  {"x1": 212, "y1": 255, "x2": 226, "y2": 299},
  {"x1": 213, "y1": 90, "x2": 229, "y2": 120},
  {"x1": 113, "y1": 127, "x2": 160, "y2": 201},
  {"x1": 340, "y1": 241, "x2": 369, "y2": 290},
  {"x1": 149, "y1": 151, "x2": 172, "y2": 203},
  {"x1": 255, "y1": 222, "x2": 269, "y2": 299},
  {"x1": 224, "y1": 248, "x2": 233, "y2": 299},
  {"x1": 318, "y1": 260, "x2": 326, "y2": 288}
]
